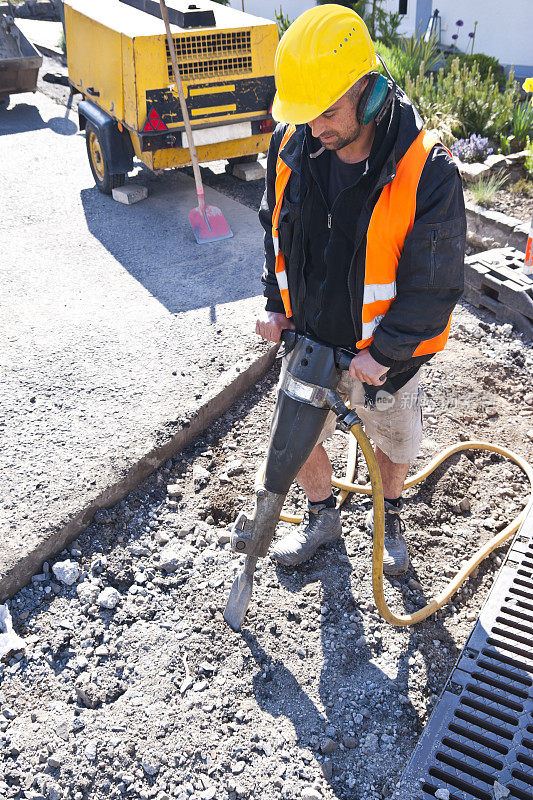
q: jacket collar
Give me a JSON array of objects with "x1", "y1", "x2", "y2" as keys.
[{"x1": 278, "y1": 124, "x2": 306, "y2": 174}]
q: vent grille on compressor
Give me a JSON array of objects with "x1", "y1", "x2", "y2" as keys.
[{"x1": 166, "y1": 31, "x2": 252, "y2": 80}]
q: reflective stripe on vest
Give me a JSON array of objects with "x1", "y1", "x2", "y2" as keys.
[
  {"x1": 273, "y1": 127, "x2": 454, "y2": 357},
  {"x1": 272, "y1": 124, "x2": 296, "y2": 318}
]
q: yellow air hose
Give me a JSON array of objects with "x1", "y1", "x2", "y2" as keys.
[{"x1": 270, "y1": 427, "x2": 533, "y2": 627}]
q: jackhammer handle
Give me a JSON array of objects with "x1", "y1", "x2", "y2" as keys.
[
  {"x1": 280, "y1": 329, "x2": 297, "y2": 348},
  {"x1": 336, "y1": 348, "x2": 388, "y2": 383},
  {"x1": 335, "y1": 349, "x2": 354, "y2": 371}
]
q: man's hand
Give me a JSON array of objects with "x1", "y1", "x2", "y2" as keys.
[
  {"x1": 255, "y1": 311, "x2": 295, "y2": 343},
  {"x1": 349, "y1": 348, "x2": 389, "y2": 386}
]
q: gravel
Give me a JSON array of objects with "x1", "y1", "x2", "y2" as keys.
[{"x1": 0, "y1": 301, "x2": 531, "y2": 800}]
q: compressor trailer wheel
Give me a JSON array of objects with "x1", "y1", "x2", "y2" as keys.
[{"x1": 85, "y1": 122, "x2": 125, "y2": 195}]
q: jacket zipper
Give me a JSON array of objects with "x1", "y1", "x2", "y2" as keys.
[
  {"x1": 429, "y1": 228, "x2": 437, "y2": 284},
  {"x1": 313, "y1": 174, "x2": 368, "y2": 342}
]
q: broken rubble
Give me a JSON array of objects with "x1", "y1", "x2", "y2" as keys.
[
  {"x1": 193, "y1": 465, "x2": 211, "y2": 491},
  {"x1": 97, "y1": 587, "x2": 120, "y2": 610},
  {"x1": 157, "y1": 543, "x2": 192, "y2": 572},
  {"x1": 0, "y1": 604, "x2": 25, "y2": 657},
  {"x1": 52, "y1": 559, "x2": 80, "y2": 585}
]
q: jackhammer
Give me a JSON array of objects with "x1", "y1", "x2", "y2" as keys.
[{"x1": 223, "y1": 331, "x2": 533, "y2": 633}]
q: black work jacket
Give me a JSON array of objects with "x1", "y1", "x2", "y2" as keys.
[{"x1": 259, "y1": 86, "x2": 466, "y2": 382}]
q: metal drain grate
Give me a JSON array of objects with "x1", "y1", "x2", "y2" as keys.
[{"x1": 394, "y1": 503, "x2": 533, "y2": 800}]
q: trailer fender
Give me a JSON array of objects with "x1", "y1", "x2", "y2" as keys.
[{"x1": 78, "y1": 100, "x2": 134, "y2": 175}]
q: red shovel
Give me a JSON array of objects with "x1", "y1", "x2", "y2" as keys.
[{"x1": 159, "y1": 0, "x2": 233, "y2": 244}]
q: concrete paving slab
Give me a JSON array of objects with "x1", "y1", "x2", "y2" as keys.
[{"x1": 0, "y1": 90, "x2": 274, "y2": 600}]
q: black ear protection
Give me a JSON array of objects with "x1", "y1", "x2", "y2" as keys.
[{"x1": 356, "y1": 55, "x2": 396, "y2": 126}]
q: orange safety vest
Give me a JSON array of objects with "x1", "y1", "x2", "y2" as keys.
[{"x1": 272, "y1": 127, "x2": 454, "y2": 358}]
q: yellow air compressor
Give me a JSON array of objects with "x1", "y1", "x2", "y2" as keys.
[{"x1": 63, "y1": 0, "x2": 278, "y2": 193}]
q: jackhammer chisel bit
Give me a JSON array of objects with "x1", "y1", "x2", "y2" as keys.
[{"x1": 223, "y1": 489, "x2": 285, "y2": 632}]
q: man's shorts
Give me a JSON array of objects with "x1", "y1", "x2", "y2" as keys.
[{"x1": 318, "y1": 369, "x2": 423, "y2": 463}]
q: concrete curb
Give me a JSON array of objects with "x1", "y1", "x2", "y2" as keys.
[{"x1": 0, "y1": 345, "x2": 278, "y2": 602}]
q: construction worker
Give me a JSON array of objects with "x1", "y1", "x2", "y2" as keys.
[{"x1": 256, "y1": 5, "x2": 466, "y2": 575}]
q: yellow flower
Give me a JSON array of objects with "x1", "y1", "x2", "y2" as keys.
[{"x1": 523, "y1": 77, "x2": 533, "y2": 93}]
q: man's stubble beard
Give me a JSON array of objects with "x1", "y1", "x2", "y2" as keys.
[{"x1": 320, "y1": 120, "x2": 363, "y2": 151}]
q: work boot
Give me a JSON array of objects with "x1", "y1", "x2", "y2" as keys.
[
  {"x1": 271, "y1": 504, "x2": 342, "y2": 567},
  {"x1": 365, "y1": 499, "x2": 409, "y2": 576}
]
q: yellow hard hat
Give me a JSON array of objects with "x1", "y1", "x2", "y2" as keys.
[{"x1": 272, "y1": 4, "x2": 378, "y2": 124}]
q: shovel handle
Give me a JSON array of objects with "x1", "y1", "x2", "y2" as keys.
[{"x1": 159, "y1": 0, "x2": 204, "y2": 203}]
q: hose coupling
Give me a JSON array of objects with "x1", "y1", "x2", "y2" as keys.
[{"x1": 325, "y1": 390, "x2": 362, "y2": 431}]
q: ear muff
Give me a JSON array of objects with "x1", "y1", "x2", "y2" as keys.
[{"x1": 356, "y1": 72, "x2": 392, "y2": 125}]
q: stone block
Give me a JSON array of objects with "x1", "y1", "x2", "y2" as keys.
[
  {"x1": 505, "y1": 150, "x2": 528, "y2": 166},
  {"x1": 231, "y1": 161, "x2": 266, "y2": 182},
  {"x1": 112, "y1": 184, "x2": 148, "y2": 205},
  {"x1": 457, "y1": 161, "x2": 491, "y2": 183},
  {"x1": 484, "y1": 154, "x2": 510, "y2": 169}
]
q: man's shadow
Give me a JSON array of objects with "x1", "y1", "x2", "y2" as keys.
[{"x1": 241, "y1": 536, "x2": 460, "y2": 799}]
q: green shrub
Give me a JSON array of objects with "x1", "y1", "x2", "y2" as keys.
[
  {"x1": 399, "y1": 33, "x2": 441, "y2": 78},
  {"x1": 512, "y1": 103, "x2": 533, "y2": 151},
  {"x1": 375, "y1": 10, "x2": 402, "y2": 48},
  {"x1": 375, "y1": 34, "x2": 440, "y2": 90},
  {"x1": 470, "y1": 171, "x2": 507, "y2": 206},
  {"x1": 419, "y1": 109, "x2": 461, "y2": 149},
  {"x1": 275, "y1": 6, "x2": 291, "y2": 37},
  {"x1": 499, "y1": 134, "x2": 513, "y2": 155},
  {"x1": 405, "y1": 58, "x2": 519, "y2": 141},
  {"x1": 375, "y1": 41, "x2": 405, "y2": 85},
  {"x1": 449, "y1": 53, "x2": 506, "y2": 90}
]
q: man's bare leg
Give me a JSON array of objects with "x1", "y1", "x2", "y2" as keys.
[
  {"x1": 374, "y1": 446, "x2": 410, "y2": 499},
  {"x1": 297, "y1": 443, "x2": 410, "y2": 501},
  {"x1": 369, "y1": 446, "x2": 410, "y2": 574},
  {"x1": 296, "y1": 444, "x2": 332, "y2": 502}
]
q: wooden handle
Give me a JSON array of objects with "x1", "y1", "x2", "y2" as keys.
[{"x1": 159, "y1": 0, "x2": 204, "y2": 205}]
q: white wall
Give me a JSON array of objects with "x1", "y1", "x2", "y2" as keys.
[
  {"x1": 379, "y1": 0, "x2": 532, "y2": 75},
  {"x1": 228, "y1": 0, "x2": 313, "y2": 25}
]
